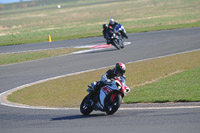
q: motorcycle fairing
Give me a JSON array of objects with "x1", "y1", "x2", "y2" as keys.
[
  {"x1": 115, "y1": 24, "x2": 126, "y2": 34},
  {"x1": 99, "y1": 83, "x2": 119, "y2": 107}
]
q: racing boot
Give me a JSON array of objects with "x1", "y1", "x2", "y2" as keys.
[{"x1": 107, "y1": 39, "x2": 111, "y2": 45}]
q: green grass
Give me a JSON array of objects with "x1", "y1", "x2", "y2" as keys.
[
  {"x1": 7, "y1": 50, "x2": 200, "y2": 107},
  {"x1": 1, "y1": 0, "x2": 200, "y2": 46},
  {"x1": 0, "y1": 48, "x2": 86, "y2": 65},
  {"x1": 125, "y1": 67, "x2": 200, "y2": 103}
]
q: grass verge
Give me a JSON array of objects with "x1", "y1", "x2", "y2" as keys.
[
  {"x1": 7, "y1": 50, "x2": 200, "y2": 107},
  {"x1": 0, "y1": 48, "x2": 87, "y2": 66},
  {"x1": 125, "y1": 67, "x2": 200, "y2": 103},
  {"x1": 1, "y1": 0, "x2": 200, "y2": 46}
]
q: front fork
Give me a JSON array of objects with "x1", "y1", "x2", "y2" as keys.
[{"x1": 110, "y1": 93, "x2": 122, "y2": 103}]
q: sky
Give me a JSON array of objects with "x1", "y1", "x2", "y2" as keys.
[{"x1": 0, "y1": 0, "x2": 31, "y2": 4}]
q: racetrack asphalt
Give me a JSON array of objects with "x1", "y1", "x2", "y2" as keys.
[{"x1": 0, "y1": 27, "x2": 200, "y2": 133}]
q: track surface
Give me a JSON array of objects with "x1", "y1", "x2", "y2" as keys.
[{"x1": 0, "y1": 27, "x2": 200, "y2": 133}]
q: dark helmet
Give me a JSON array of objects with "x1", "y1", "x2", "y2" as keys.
[
  {"x1": 103, "y1": 24, "x2": 108, "y2": 30},
  {"x1": 114, "y1": 62, "x2": 126, "y2": 76}
]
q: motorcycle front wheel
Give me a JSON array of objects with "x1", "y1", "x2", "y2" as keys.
[
  {"x1": 112, "y1": 39, "x2": 120, "y2": 50},
  {"x1": 80, "y1": 94, "x2": 93, "y2": 115},
  {"x1": 105, "y1": 95, "x2": 122, "y2": 115},
  {"x1": 120, "y1": 40, "x2": 124, "y2": 49}
]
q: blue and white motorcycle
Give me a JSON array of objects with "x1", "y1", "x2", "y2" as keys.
[{"x1": 108, "y1": 24, "x2": 128, "y2": 50}]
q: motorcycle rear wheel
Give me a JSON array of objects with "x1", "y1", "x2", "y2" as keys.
[
  {"x1": 105, "y1": 95, "x2": 122, "y2": 115},
  {"x1": 80, "y1": 94, "x2": 93, "y2": 115}
]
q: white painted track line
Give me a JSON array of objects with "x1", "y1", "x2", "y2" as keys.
[{"x1": 0, "y1": 48, "x2": 200, "y2": 110}]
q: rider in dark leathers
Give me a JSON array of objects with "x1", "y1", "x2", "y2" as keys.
[
  {"x1": 92, "y1": 62, "x2": 128, "y2": 93},
  {"x1": 102, "y1": 24, "x2": 112, "y2": 44},
  {"x1": 102, "y1": 19, "x2": 128, "y2": 44},
  {"x1": 87, "y1": 62, "x2": 131, "y2": 106}
]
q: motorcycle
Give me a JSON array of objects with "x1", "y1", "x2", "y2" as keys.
[
  {"x1": 80, "y1": 76, "x2": 130, "y2": 115},
  {"x1": 107, "y1": 24, "x2": 128, "y2": 50}
]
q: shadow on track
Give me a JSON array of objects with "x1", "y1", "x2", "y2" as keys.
[{"x1": 51, "y1": 114, "x2": 106, "y2": 121}]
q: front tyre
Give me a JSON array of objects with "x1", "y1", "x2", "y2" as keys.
[
  {"x1": 120, "y1": 40, "x2": 124, "y2": 49},
  {"x1": 80, "y1": 94, "x2": 93, "y2": 115},
  {"x1": 112, "y1": 39, "x2": 120, "y2": 50},
  {"x1": 105, "y1": 95, "x2": 122, "y2": 115}
]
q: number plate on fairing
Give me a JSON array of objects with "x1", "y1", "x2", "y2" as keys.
[
  {"x1": 102, "y1": 86, "x2": 112, "y2": 95},
  {"x1": 99, "y1": 86, "x2": 112, "y2": 107}
]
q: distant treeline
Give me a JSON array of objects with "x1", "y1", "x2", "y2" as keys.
[{"x1": 0, "y1": 0, "x2": 79, "y2": 10}]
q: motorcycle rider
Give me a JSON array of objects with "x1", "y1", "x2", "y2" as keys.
[
  {"x1": 108, "y1": 18, "x2": 119, "y2": 29},
  {"x1": 102, "y1": 24, "x2": 113, "y2": 44},
  {"x1": 88, "y1": 62, "x2": 130, "y2": 94},
  {"x1": 102, "y1": 18, "x2": 128, "y2": 44}
]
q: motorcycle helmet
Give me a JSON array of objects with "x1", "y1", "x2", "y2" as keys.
[
  {"x1": 114, "y1": 62, "x2": 126, "y2": 76},
  {"x1": 109, "y1": 18, "x2": 115, "y2": 25},
  {"x1": 103, "y1": 24, "x2": 108, "y2": 30}
]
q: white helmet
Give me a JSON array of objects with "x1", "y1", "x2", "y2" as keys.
[{"x1": 109, "y1": 18, "x2": 114, "y2": 25}]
